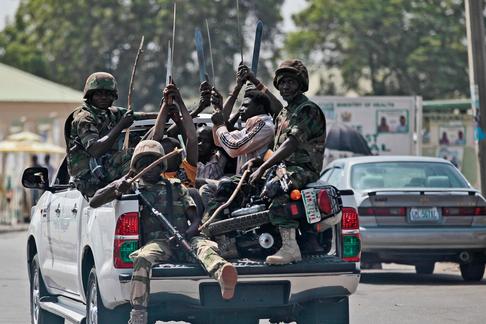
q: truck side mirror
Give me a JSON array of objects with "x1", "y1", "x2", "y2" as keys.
[{"x1": 22, "y1": 167, "x2": 49, "y2": 191}]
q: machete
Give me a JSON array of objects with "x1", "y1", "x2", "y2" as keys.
[{"x1": 251, "y1": 20, "x2": 263, "y2": 75}]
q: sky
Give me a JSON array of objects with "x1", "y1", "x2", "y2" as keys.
[{"x1": 1, "y1": 0, "x2": 308, "y2": 32}]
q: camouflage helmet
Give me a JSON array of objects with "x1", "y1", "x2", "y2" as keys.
[
  {"x1": 273, "y1": 59, "x2": 309, "y2": 92},
  {"x1": 130, "y1": 140, "x2": 167, "y2": 172},
  {"x1": 83, "y1": 72, "x2": 118, "y2": 99}
]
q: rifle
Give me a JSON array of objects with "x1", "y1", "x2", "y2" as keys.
[{"x1": 137, "y1": 191, "x2": 198, "y2": 260}]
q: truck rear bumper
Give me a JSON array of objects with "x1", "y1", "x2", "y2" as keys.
[{"x1": 115, "y1": 257, "x2": 359, "y2": 310}]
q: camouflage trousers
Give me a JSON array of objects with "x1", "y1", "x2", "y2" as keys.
[
  {"x1": 268, "y1": 165, "x2": 319, "y2": 229},
  {"x1": 129, "y1": 236, "x2": 228, "y2": 308},
  {"x1": 73, "y1": 149, "x2": 132, "y2": 198}
]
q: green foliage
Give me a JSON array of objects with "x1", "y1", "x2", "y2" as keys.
[
  {"x1": 0, "y1": 0, "x2": 283, "y2": 109},
  {"x1": 285, "y1": 0, "x2": 469, "y2": 99}
]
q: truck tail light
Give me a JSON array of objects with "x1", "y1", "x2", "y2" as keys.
[
  {"x1": 341, "y1": 207, "x2": 361, "y2": 262},
  {"x1": 114, "y1": 212, "x2": 140, "y2": 269}
]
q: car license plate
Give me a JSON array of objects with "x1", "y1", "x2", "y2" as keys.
[
  {"x1": 409, "y1": 207, "x2": 441, "y2": 222},
  {"x1": 302, "y1": 189, "x2": 321, "y2": 224}
]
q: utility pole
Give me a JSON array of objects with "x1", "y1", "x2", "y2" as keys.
[{"x1": 465, "y1": 0, "x2": 486, "y2": 194}]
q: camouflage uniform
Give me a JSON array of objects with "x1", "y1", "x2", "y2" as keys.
[
  {"x1": 66, "y1": 72, "x2": 132, "y2": 197},
  {"x1": 129, "y1": 179, "x2": 229, "y2": 309},
  {"x1": 67, "y1": 103, "x2": 133, "y2": 197},
  {"x1": 268, "y1": 93, "x2": 326, "y2": 228}
]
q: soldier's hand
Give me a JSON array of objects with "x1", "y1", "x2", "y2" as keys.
[
  {"x1": 199, "y1": 81, "x2": 212, "y2": 109},
  {"x1": 211, "y1": 87, "x2": 223, "y2": 111},
  {"x1": 114, "y1": 178, "x2": 131, "y2": 196},
  {"x1": 164, "y1": 84, "x2": 183, "y2": 105},
  {"x1": 168, "y1": 104, "x2": 181, "y2": 123},
  {"x1": 185, "y1": 225, "x2": 199, "y2": 240},
  {"x1": 120, "y1": 110, "x2": 134, "y2": 129},
  {"x1": 211, "y1": 111, "x2": 225, "y2": 126},
  {"x1": 236, "y1": 64, "x2": 250, "y2": 87}
]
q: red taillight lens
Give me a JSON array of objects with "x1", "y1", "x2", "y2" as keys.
[
  {"x1": 317, "y1": 190, "x2": 333, "y2": 214},
  {"x1": 114, "y1": 212, "x2": 139, "y2": 269},
  {"x1": 342, "y1": 207, "x2": 359, "y2": 230},
  {"x1": 358, "y1": 207, "x2": 406, "y2": 217},
  {"x1": 442, "y1": 207, "x2": 486, "y2": 216},
  {"x1": 115, "y1": 212, "x2": 139, "y2": 235}
]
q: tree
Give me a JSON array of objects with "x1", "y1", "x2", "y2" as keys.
[
  {"x1": 0, "y1": 0, "x2": 283, "y2": 109},
  {"x1": 285, "y1": 0, "x2": 469, "y2": 99}
]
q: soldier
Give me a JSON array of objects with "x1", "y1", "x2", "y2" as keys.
[
  {"x1": 66, "y1": 72, "x2": 143, "y2": 198},
  {"x1": 247, "y1": 59, "x2": 327, "y2": 265},
  {"x1": 90, "y1": 140, "x2": 238, "y2": 324}
]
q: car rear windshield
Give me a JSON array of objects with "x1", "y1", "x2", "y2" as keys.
[{"x1": 351, "y1": 161, "x2": 469, "y2": 190}]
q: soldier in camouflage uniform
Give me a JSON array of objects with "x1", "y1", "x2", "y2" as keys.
[
  {"x1": 66, "y1": 72, "x2": 142, "y2": 198},
  {"x1": 248, "y1": 59, "x2": 326, "y2": 265},
  {"x1": 90, "y1": 140, "x2": 238, "y2": 324}
]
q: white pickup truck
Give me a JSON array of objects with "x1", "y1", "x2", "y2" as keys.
[{"x1": 23, "y1": 121, "x2": 360, "y2": 324}]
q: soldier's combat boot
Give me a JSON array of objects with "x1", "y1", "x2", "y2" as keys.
[
  {"x1": 217, "y1": 263, "x2": 238, "y2": 300},
  {"x1": 266, "y1": 227, "x2": 302, "y2": 265},
  {"x1": 128, "y1": 308, "x2": 148, "y2": 324}
]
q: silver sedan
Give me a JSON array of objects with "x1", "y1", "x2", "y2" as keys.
[{"x1": 321, "y1": 155, "x2": 486, "y2": 281}]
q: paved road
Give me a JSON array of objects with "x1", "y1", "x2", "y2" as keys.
[{"x1": 1, "y1": 231, "x2": 485, "y2": 324}]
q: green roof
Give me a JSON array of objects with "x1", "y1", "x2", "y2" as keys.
[
  {"x1": 423, "y1": 99, "x2": 471, "y2": 111},
  {"x1": 0, "y1": 63, "x2": 83, "y2": 103}
]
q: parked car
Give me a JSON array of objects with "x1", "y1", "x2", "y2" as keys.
[
  {"x1": 321, "y1": 155, "x2": 486, "y2": 281},
  {"x1": 23, "y1": 119, "x2": 361, "y2": 324}
]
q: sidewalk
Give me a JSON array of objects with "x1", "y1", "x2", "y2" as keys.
[{"x1": 0, "y1": 223, "x2": 29, "y2": 234}]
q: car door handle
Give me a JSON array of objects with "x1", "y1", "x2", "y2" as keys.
[
  {"x1": 55, "y1": 203, "x2": 61, "y2": 214},
  {"x1": 41, "y1": 208, "x2": 47, "y2": 217},
  {"x1": 71, "y1": 204, "x2": 78, "y2": 214}
]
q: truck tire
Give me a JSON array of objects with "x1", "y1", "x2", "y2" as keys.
[
  {"x1": 86, "y1": 267, "x2": 107, "y2": 324},
  {"x1": 30, "y1": 255, "x2": 64, "y2": 324},
  {"x1": 296, "y1": 298, "x2": 349, "y2": 324},
  {"x1": 208, "y1": 211, "x2": 270, "y2": 236},
  {"x1": 460, "y1": 263, "x2": 485, "y2": 282},
  {"x1": 415, "y1": 262, "x2": 435, "y2": 275}
]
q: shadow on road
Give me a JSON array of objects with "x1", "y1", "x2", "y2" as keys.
[{"x1": 360, "y1": 270, "x2": 486, "y2": 286}]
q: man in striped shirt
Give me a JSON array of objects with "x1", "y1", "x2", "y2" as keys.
[{"x1": 211, "y1": 87, "x2": 275, "y2": 174}]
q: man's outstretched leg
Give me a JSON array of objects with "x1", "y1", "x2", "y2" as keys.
[{"x1": 192, "y1": 236, "x2": 238, "y2": 299}]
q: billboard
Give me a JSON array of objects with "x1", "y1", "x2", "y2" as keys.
[{"x1": 311, "y1": 96, "x2": 420, "y2": 156}]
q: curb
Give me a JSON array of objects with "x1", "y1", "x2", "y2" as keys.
[{"x1": 0, "y1": 224, "x2": 29, "y2": 234}]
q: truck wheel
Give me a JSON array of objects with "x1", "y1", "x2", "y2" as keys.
[
  {"x1": 86, "y1": 267, "x2": 110, "y2": 324},
  {"x1": 460, "y1": 263, "x2": 485, "y2": 282},
  {"x1": 208, "y1": 211, "x2": 270, "y2": 236},
  {"x1": 296, "y1": 298, "x2": 349, "y2": 324},
  {"x1": 415, "y1": 262, "x2": 435, "y2": 275},
  {"x1": 30, "y1": 255, "x2": 64, "y2": 324}
]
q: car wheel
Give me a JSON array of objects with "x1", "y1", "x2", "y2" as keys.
[
  {"x1": 30, "y1": 255, "x2": 64, "y2": 324},
  {"x1": 86, "y1": 267, "x2": 110, "y2": 324},
  {"x1": 415, "y1": 262, "x2": 435, "y2": 275},
  {"x1": 460, "y1": 263, "x2": 485, "y2": 282}
]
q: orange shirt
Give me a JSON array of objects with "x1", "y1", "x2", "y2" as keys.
[{"x1": 163, "y1": 159, "x2": 197, "y2": 187}]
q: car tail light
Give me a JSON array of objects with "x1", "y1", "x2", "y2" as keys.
[
  {"x1": 358, "y1": 207, "x2": 406, "y2": 217},
  {"x1": 114, "y1": 212, "x2": 140, "y2": 269},
  {"x1": 442, "y1": 207, "x2": 486, "y2": 216},
  {"x1": 341, "y1": 207, "x2": 361, "y2": 262},
  {"x1": 317, "y1": 190, "x2": 333, "y2": 214}
]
